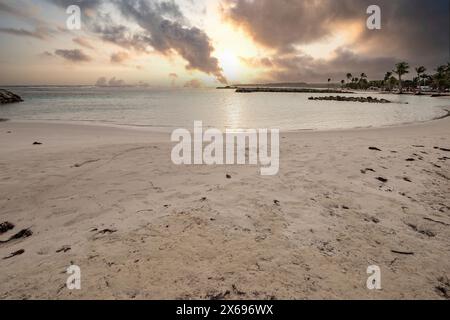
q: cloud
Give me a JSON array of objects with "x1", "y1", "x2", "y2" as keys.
[
  {"x1": 47, "y1": 0, "x2": 103, "y2": 11},
  {"x1": 108, "y1": 76, "x2": 126, "y2": 86},
  {"x1": 110, "y1": 51, "x2": 130, "y2": 63},
  {"x1": 73, "y1": 37, "x2": 94, "y2": 49},
  {"x1": 184, "y1": 79, "x2": 204, "y2": 88},
  {"x1": 0, "y1": 1, "x2": 49, "y2": 26},
  {"x1": 54, "y1": 49, "x2": 92, "y2": 62},
  {"x1": 95, "y1": 76, "x2": 107, "y2": 86},
  {"x1": 46, "y1": 0, "x2": 227, "y2": 83},
  {"x1": 0, "y1": 27, "x2": 50, "y2": 40},
  {"x1": 105, "y1": 0, "x2": 227, "y2": 83},
  {"x1": 95, "y1": 76, "x2": 126, "y2": 87},
  {"x1": 223, "y1": 0, "x2": 449, "y2": 79},
  {"x1": 91, "y1": 17, "x2": 151, "y2": 52}
]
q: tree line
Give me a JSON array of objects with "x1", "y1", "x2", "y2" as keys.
[{"x1": 336, "y1": 62, "x2": 450, "y2": 93}]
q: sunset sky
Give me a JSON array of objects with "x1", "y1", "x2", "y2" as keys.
[{"x1": 0, "y1": 0, "x2": 448, "y2": 86}]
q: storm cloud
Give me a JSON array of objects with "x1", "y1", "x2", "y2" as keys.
[
  {"x1": 113, "y1": 0, "x2": 227, "y2": 83},
  {"x1": 224, "y1": 0, "x2": 449, "y2": 80}
]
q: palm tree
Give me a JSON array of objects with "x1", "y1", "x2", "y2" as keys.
[
  {"x1": 346, "y1": 73, "x2": 353, "y2": 84},
  {"x1": 415, "y1": 66, "x2": 426, "y2": 92},
  {"x1": 434, "y1": 65, "x2": 446, "y2": 92},
  {"x1": 420, "y1": 73, "x2": 429, "y2": 87},
  {"x1": 384, "y1": 72, "x2": 393, "y2": 91},
  {"x1": 359, "y1": 73, "x2": 368, "y2": 90},
  {"x1": 327, "y1": 78, "x2": 331, "y2": 89},
  {"x1": 340, "y1": 79, "x2": 345, "y2": 89},
  {"x1": 393, "y1": 62, "x2": 410, "y2": 93}
]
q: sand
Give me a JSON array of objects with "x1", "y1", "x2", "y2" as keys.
[{"x1": 0, "y1": 117, "x2": 449, "y2": 300}]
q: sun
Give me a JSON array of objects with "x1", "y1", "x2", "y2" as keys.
[{"x1": 217, "y1": 50, "x2": 242, "y2": 81}]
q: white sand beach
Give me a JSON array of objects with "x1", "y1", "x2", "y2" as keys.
[{"x1": 0, "y1": 117, "x2": 449, "y2": 300}]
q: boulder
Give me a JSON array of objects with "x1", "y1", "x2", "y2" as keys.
[{"x1": 0, "y1": 89, "x2": 23, "y2": 104}]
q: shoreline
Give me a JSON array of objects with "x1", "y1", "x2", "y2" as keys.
[{"x1": 3, "y1": 105, "x2": 449, "y2": 134}]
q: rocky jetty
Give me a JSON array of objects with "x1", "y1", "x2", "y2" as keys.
[
  {"x1": 236, "y1": 87, "x2": 353, "y2": 94},
  {"x1": 308, "y1": 96, "x2": 391, "y2": 103},
  {"x1": 0, "y1": 89, "x2": 23, "y2": 104}
]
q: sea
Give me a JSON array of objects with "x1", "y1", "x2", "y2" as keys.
[{"x1": 1, "y1": 86, "x2": 448, "y2": 131}]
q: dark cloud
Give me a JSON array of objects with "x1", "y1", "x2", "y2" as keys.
[
  {"x1": 114, "y1": 0, "x2": 227, "y2": 83},
  {"x1": 224, "y1": 0, "x2": 449, "y2": 80},
  {"x1": 91, "y1": 17, "x2": 151, "y2": 52},
  {"x1": 54, "y1": 49, "x2": 92, "y2": 62},
  {"x1": 47, "y1": 0, "x2": 227, "y2": 83}
]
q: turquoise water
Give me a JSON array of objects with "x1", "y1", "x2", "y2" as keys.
[{"x1": 0, "y1": 86, "x2": 448, "y2": 131}]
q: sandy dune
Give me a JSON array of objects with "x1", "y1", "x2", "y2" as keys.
[{"x1": 0, "y1": 118, "x2": 449, "y2": 300}]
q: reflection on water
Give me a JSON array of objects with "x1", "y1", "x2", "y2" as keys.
[{"x1": 0, "y1": 87, "x2": 448, "y2": 131}]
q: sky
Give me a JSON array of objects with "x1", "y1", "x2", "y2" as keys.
[{"x1": 0, "y1": 0, "x2": 448, "y2": 86}]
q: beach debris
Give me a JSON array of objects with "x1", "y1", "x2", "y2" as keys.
[
  {"x1": 371, "y1": 217, "x2": 380, "y2": 224},
  {"x1": 405, "y1": 158, "x2": 415, "y2": 162},
  {"x1": 0, "y1": 221, "x2": 14, "y2": 235},
  {"x1": 436, "y1": 277, "x2": 450, "y2": 300},
  {"x1": 33, "y1": 141, "x2": 42, "y2": 145},
  {"x1": 342, "y1": 206, "x2": 350, "y2": 210},
  {"x1": 376, "y1": 177, "x2": 388, "y2": 183},
  {"x1": 232, "y1": 284, "x2": 246, "y2": 296},
  {"x1": 406, "y1": 223, "x2": 436, "y2": 237},
  {"x1": 403, "y1": 177, "x2": 412, "y2": 182},
  {"x1": 97, "y1": 229, "x2": 117, "y2": 235},
  {"x1": 435, "y1": 147, "x2": 450, "y2": 152},
  {"x1": 423, "y1": 217, "x2": 450, "y2": 226},
  {"x1": 369, "y1": 147, "x2": 382, "y2": 151},
  {"x1": 226, "y1": 174, "x2": 232, "y2": 179},
  {"x1": 273, "y1": 200, "x2": 280, "y2": 206},
  {"x1": 412, "y1": 145, "x2": 425, "y2": 148},
  {"x1": 3, "y1": 249, "x2": 25, "y2": 260},
  {"x1": 200, "y1": 197, "x2": 207, "y2": 202},
  {"x1": 361, "y1": 168, "x2": 376, "y2": 174},
  {"x1": 0, "y1": 228, "x2": 33, "y2": 245},
  {"x1": 436, "y1": 172, "x2": 450, "y2": 181},
  {"x1": 56, "y1": 245, "x2": 71, "y2": 253},
  {"x1": 391, "y1": 250, "x2": 414, "y2": 255},
  {"x1": 205, "y1": 290, "x2": 230, "y2": 300},
  {"x1": 73, "y1": 159, "x2": 100, "y2": 168},
  {"x1": 0, "y1": 118, "x2": 9, "y2": 122}
]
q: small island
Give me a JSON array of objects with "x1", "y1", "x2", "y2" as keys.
[
  {"x1": 0, "y1": 89, "x2": 23, "y2": 104},
  {"x1": 308, "y1": 96, "x2": 391, "y2": 103}
]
